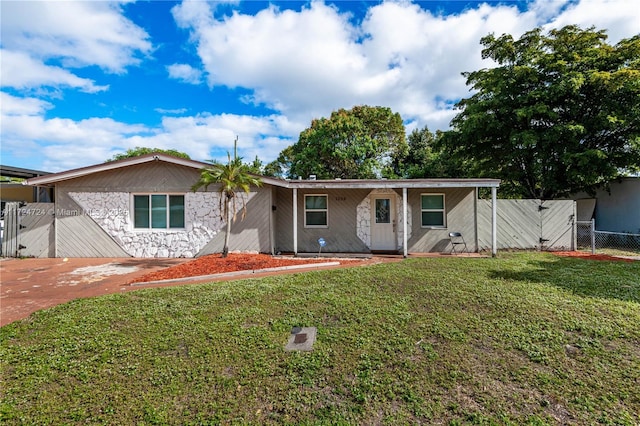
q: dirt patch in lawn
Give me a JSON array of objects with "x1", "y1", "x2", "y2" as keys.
[
  {"x1": 129, "y1": 253, "x2": 364, "y2": 284},
  {"x1": 552, "y1": 251, "x2": 636, "y2": 262}
]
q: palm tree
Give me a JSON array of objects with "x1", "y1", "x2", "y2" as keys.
[{"x1": 192, "y1": 138, "x2": 262, "y2": 258}]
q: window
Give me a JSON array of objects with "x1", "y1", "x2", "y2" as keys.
[
  {"x1": 134, "y1": 194, "x2": 185, "y2": 229},
  {"x1": 421, "y1": 194, "x2": 445, "y2": 227},
  {"x1": 305, "y1": 195, "x2": 328, "y2": 227},
  {"x1": 375, "y1": 198, "x2": 391, "y2": 224}
]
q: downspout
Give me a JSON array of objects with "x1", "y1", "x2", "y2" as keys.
[
  {"x1": 491, "y1": 186, "x2": 497, "y2": 257},
  {"x1": 402, "y1": 187, "x2": 408, "y2": 258},
  {"x1": 293, "y1": 187, "x2": 298, "y2": 255}
]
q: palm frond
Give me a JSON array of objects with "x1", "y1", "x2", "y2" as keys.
[{"x1": 192, "y1": 138, "x2": 263, "y2": 224}]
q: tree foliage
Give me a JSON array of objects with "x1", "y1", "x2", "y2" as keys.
[
  {"x1": 392, "y1": 126, "x2": 467, "y2": 178},
  {"x1": 284, "y1": 105, "x2": 407, "y2": 179},
  {"x1": 107, "y1": 147, "x2": 190, "y2": 162},
  {"x1": 191, "y1": 139, "x2": 262, "y2": 258},
  {"x1": 263, "y1": 146, "x2": 294, "y2": 179},
  {"x1": 446, "y1": 25, "x2": 640, "y2": 199}
]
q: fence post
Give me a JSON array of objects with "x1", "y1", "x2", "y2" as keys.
[
  {"x1": 491, "y1": 187, "x2": 497, "y2": 257},
  {"x1": 590, "y1": 219, "x2": 596, "y2": 255}
]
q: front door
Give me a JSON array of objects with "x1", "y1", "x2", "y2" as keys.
[{"x1": 371, "y1": 196, "x2": 396, "y2": 251}]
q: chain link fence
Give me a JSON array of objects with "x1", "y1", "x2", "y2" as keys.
[{"x1": 577, "y1": 220, "x2": 640, "y2": 254}]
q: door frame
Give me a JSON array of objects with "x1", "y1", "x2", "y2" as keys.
[{"x1": 370, "y1": 194, "x2": 397, "y2": 251}]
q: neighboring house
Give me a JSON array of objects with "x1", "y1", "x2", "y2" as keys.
[
  {"x1": 1, "y1": 165, "x2": 53, "y2": 212},
  {"x1": 574, "y1": 177, "x2": 640, "y2": 234},
  {"x1": 23, "y1": 153, "x2": 500, "y2": 258},
  {"x1": 1, "y1": 165, "x2": 53, "y2": 252}
]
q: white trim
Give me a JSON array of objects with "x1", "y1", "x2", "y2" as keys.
[
  {"x1": 26, "y1": 154, "x2": 209, "y2": 186},
  {"x1": 304, "y1": 194, "x2": 329, "y2": 228},
  {"x1": 285, "y1": 178, "x2": 500, "y2": 189},
  {"x1": 370, "y1": 194, "x2": 397, "y2": 251},
  {"x1": 403, "y1": 187, "x2": 408, "y2": 258},
  {"x1": 491, "y1": 187, "x2": 497, "y2": 257},
  {"x1": 420, "y1": 193, "x2": 446, "y2": 228},
  {"x1": 269, "y1": 187, "x2": 275, "y2": 255},
  {"x1": 131, "y1": 193, "x2": 186, "y2": 231},
  {"x1": 293, "y1": 188, "x2": 298, "y2": 255},
  {"x1": 26, "y1": 158, "x2": 500, "y2": 191}
]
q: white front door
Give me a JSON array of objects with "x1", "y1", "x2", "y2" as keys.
[{"x1": 371, "y1": 196, "x2": 396, "y2": 251}]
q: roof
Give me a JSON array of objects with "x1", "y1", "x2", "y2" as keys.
[
  {"x1": 1, "y1": 165, "x2": 51, "y2": 179},
  {"x1": 24, "y1": 153, "x2": 500, "y2": 189},
  {"x1": 24, "y1": 153, "x2": 210, "y2": 186}
]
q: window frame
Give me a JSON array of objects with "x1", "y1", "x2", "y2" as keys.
[
  {"x1": 420, "y1": 193, "x2": 446, "y2": 228},
  {"x1": 132, "y1": 193, "x2": 185, "y2": 230},
  {"x1": 304, "y1": 194, "x2": 329, "y2": 228}
]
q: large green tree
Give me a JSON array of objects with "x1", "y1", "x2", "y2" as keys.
[
  {"x1": 392, "y1": 126, "x2": 467, "y2": 178},
  {"x1": 191, "y1": 139, "x2": 262, "y2": 258},
  {"x1": 285, "y1": 105, "x2": 407, "y2": 179},
  {"x1": 263, "y1": 146, "x2": 294, "y2": 179},
  {"x1": 446, "y1": 25, "x2": 640, "y2": 199},
  {"x1": 107, "y1": 147, "x2": 190, "y2": 162}
]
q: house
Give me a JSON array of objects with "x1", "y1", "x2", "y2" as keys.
[
  {"x1": 22, "y1": 153, "x2": 500, "y2": 258},
  {"x1": 1, "y1": 165, "x2": 54, "y2": 254},
  {"x1": 574, "y1": 177, "x2": 640, "y2": 234},
  {"x1": 1, "y1": 165, "x2": 53, "y2": 212}
]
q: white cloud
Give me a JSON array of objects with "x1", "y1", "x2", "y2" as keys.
[
  {"x1": 167, "y1": 63, "x2": 203, "y2": 84},
  {"x1": 129, "y1": 113, "x2": 298, "y2": 164},
  {"x1": 1, "y1": 96, "x2": 297, "y2": 171},
  {"x1": 172, "y1": 0, "x2": 639, "y2": 133},
  {"x1": 1, "y1": 92, "x2": 53, "y2": 116},
  {"x1": 173, "y1": 1, "x2": 367, "y2": 119},
  {"x1": 541, "y1": 0, "x2": 640, "y2": 43},
  {"x1": 0, "y1": 1, "x2": 151, "y2": 94},
  {"x1": 1, "y1": 1, "x2": 152, "y2": 73},
  {"x1": 0, "y1": 50, "x2": 109, "y2": 93},
  {"x1": 155, "y1": 107, "x2": 189, "y2": 115},
  {"x1": 3, "y1": 0, "x2": 639, "y2": 172}
]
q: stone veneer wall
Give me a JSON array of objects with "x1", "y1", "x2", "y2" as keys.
[
  {"x1": 69, "y1": 191, "x2": 226, "y2": 257},
  {"x1": 356, "y1": 189, "x2": 412, "y2": 250},
  {"x1": 356, "y1": 196, "x2": 372, "y2": 247}
]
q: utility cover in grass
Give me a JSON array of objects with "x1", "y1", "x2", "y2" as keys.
[{"x1": 285, "y1": 327, "x2": 317, "y2": 351}]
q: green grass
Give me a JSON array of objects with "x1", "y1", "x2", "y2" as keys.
[
  {"x1": 1, "y1": 252, "x2": 639, "y2": 425},
  {"x1": 593, "y1": 248, "x2": 640, "y2": 257}
]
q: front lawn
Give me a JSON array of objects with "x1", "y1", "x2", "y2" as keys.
[{"x1": 1, "y1": 253, "x2": 638, "y2": 425}]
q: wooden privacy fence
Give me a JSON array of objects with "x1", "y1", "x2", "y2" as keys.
[
  {"x1": 1, "y1": 202, "x2": 55, "y2": 258},
  {"x1": 478, "y1": 199, "x2": 576, "y2": 251}
]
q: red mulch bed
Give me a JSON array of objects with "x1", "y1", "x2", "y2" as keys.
[
  {"x1": 552, "y1": 251, "x2": 635, "y2": 262},
  {"x1": 129, "y1": 253, "x2": 360, "y2": 284}
]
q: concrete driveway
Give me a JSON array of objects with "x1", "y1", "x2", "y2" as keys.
[
  {"x1": 1, "y1": 255, "x2": 396, "y2": 327},
  {"x1": 1, "y1": 257, "x2": 189, "y2": 327}
]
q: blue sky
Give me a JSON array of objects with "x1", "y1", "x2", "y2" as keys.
[{"x1": 1, "y1": 0, "x2": 638, "y2": 172}]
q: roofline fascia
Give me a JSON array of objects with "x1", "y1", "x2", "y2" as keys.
[
  {"x1": 279, "y1": 179, "x2": 501, "y2": 189},
  {"x1": 21, "y1": 153, "x2": 500, "y2": 190},
  {"x1": 0, "y1": 165, "x2": 51, "y2": 179},
  {"x1": 25, "y1": 154, "x2": 210, "y2": 186}
]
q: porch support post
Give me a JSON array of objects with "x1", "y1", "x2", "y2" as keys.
[
  {"x1": 54, "y1": 185, "x2": 58, "y2": 258},
  {"x1": 491, "y1": 186, "x2": 497, "y2": 257},
  {"x1": 402, "y1": 187, "x2": 408, "y2": 258},
  {"x1": 293, "y1": 187, "x2": 298, "y2": 255}
]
